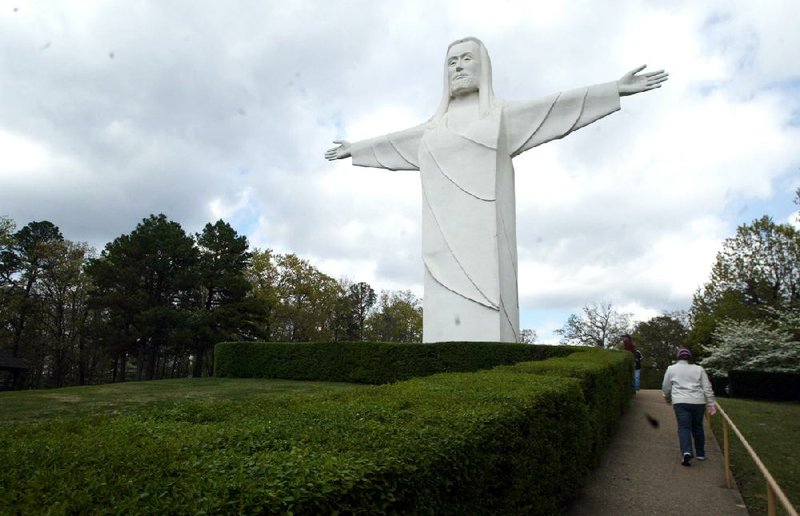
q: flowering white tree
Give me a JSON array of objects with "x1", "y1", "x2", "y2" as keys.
[{"x1": 702, "y1": 309, "x2": 800, "y2": 375}]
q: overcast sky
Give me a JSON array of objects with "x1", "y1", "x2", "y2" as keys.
[{"x1": 2, "y1": 0, "x2": 798, "y2": 342}]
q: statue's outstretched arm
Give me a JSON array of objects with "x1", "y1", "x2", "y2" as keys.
[
  {"x1": 325, "y1": 140, "x2": 351, "y2": 160},
  {"x1": 323, "y1": 125, "x2": 425, "y2": 170},
  {"x1": 618, "y1": 65, "x2": 669, "y2": 96}
]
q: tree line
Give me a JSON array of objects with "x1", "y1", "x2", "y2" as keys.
[
  {"x1": 556, "y1": 190, "x2": 800, "y2": 384},
  {"x1": 3, "y1": 190, "x2": 798, "y2": 389},
  {"x1": 0, "y1": 214, "x2": 422, "y2": 389}
]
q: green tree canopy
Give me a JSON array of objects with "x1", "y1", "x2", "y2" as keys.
[
  {"x1": 244, "y1": 248, "x2": 279, "y2": 339},
  {"x1": 345, "y1": 281, "x2": 376, "y2": 341},
  {"x1": 365, "y1": 290, "x2": 422, "y2": 343},
  {"x1": 1, "y1": 221, "x2": 65, "y2": 358},
  {"x1": 245, "y1": 250, "x2": 344, "y2": 342},
  {"x1": 189, "y1": 220, "x2": 259, "y2": 376},
  {"x1": 632, "y1": 312, "x2": 690, "y2": 370},
  {"x1": 690, "y1": 215, "x2": 800, "y2": 350},
  {"x1": 0, "y1": 220, "x2": 97, "y2": 388},
  {"x1": 87, "y1": 214, "x2": 198, "y2": 380}
]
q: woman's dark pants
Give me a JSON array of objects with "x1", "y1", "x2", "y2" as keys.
[{"x1": 673, "y1": 403, "x2": 705, "y2": 457}]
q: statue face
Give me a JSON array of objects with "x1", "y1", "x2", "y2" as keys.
[{"x1": 447, "y1": 40, "x2": 480, "y2": 97}]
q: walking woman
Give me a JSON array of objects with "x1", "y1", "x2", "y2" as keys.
[{"x1": 662, "y1": 347, "x2": 717, "y2": 466}]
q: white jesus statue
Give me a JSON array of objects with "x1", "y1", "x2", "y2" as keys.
[{"x1": 325, "y1": 37, "x2": 668, "y2": 343}]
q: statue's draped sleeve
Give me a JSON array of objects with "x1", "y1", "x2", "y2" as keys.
[
  {"x1": 504, "y1": 81, "x2": 621, "y2": 157},
  {"x1": 349, "y1": 124, "x2": 426, "y2": 171}
]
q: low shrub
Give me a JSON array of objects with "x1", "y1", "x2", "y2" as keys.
[
  {"x1": 214, "y1": 341, "x2": 578, "y2": 384},
  {"x1": 1, "y1": 349, "x2": 628, "y2": 515}
]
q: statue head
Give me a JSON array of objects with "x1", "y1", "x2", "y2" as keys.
[
  {"x1": 448, "y1": 39, "x2": 481, "y2": 96},
  {"x1": 430, "y1": 36, "x2": 497, "y2": 123}
]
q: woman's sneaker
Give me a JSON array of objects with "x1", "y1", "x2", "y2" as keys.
[
  {"x1": 682, "y1": 453, "x2": 692, "y2": 466},
  {"x1": 696, "y1": 455, "x2": 706, "y2": 460}
]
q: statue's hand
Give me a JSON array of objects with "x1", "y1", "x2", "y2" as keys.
[
  {"x1": 618, "y1": 65, "x2": 669, "y2": 96},
  {"x1": 325, "y1": 140, "x2": 352, "y2": 161}
]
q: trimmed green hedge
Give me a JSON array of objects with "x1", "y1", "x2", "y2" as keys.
[
  {"x1": 215, "y1": 341, "x2": 578, "y2": 383},
  {"x1": 495, "y1": 349, "x2": 633, "y2": 467},
  {"x1": 1, "y1": 349, "x2": 629, "y2": 514},
  {"x1": 728, "y1": 369, "x2": 800, "y2": 401}
]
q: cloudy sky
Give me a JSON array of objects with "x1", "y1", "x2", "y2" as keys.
[{"x1": 2, "y1": 0, "x2": 798, "y2": 342}]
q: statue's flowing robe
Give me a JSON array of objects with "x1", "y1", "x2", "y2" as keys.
[{"x1": 350, "y1": 82, "x2": 620, "y2": 342}]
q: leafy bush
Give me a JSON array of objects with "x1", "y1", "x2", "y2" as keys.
[
  {"x1": 214, "y1": 341, "x2": 578, "y2": 383},
  {"x1": 0, "y1": 349, "x2": 628, "y2": 515}
]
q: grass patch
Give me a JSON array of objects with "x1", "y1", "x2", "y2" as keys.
[
  {"x1": 0, "y1": 378, "x2": 366, "y2": 423},
  {"x1": 712, "y1": 398, "x2": 800, "y2": 515}
]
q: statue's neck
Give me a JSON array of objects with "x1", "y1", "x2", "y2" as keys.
[{"x1": 446, "y1": 92, "x2": 480, "y2": 131}]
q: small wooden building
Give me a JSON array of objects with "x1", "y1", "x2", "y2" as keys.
[{"x1": 0, "y1": 349, "x2": 29, "y2": 389}]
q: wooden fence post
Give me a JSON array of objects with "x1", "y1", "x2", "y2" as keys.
[
  {"x1": 767, "y1": 483, "x2": 777, "y2": 516},
  {"x1": 723, "y1": 417, "x2": 731, "y2": 489}
]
